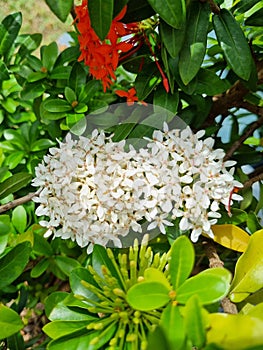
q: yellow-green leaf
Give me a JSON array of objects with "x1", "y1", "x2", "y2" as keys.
[
  {"x1": 230, "y1": 229, "x2": 263, "y2": 303},
  {"x1": 207, "y1": 313, "x2": 263, "y2": 349},
  {"x1": 210, "y1": 224, "x2": 250, "y2": 252}
]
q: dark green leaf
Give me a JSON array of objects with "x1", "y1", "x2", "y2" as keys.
[
  {"x1": 154, "y1": 87, "x2": 179, "y2": 117},
  {"x1": 0, "y1": 242, "x2": 31, "y2": 288},
  {"x1": 213, "y1": 9, "x2": 253, "y2": 81},
  {"x1": 134, "y1": 62, "x2": 159, "y2": 100},
  {"x1": 78, "y1": 80, "x2": 101, "y2": 104},
  {"x1": 0, "y1": 12, "x2": 22, "y2": 56},
  {"x1": 123, "y1": 0, "x2": 155, "y2": 22},
  {"x1": 0, "y1": 305, "x2": 23, "y2": 340},
  {"x1": 0, "y1": 59, "x2": 10, "y2": 81},
  {"x1": 194, "y1": 68, "x2": 230, "y2": 96},
  {"x1": 41, "y1": 42, "x2": 58, "y2": 71},
  {"x1": 49, "y1": 66, "x2": 72, "y2": 80},
  {"x1": 169, "y1": 236, "x2": 195, "y2": 289},
  {"x1": 0, "y1": 172, "x2": 32, "y2": 200},
  {"x1": 147, "y1": 0, "x2": 186, "y2": 29},
  {"x1": 70, "y1": 267, "x2": 99, "y2": 302},
  {"x1": 179, "y1": 1, "x2": 210, "y2": 85},
  {"x1": 245, "y1": 8, "x2": 263, "y2": 26},
  {"x1": 65, "y1": 87, "x2": 77, "y2": 104},
  {"x1": 233, "y1": 0, "x2": 259, "y2": 14},
  {"x1": 21, "y1": 82, "x2": 45, "y2": 100},
  {"x1": 45, "y1": 0, "x2": 73, "y2": 22},
  {"x1": 17, "y1": 33, "x2": 42, "y2": 58},
  {"x1": 33, "y1": 232, "x2": 53, "y2": 257},
  {"x1": 160, "y1": 20, "x2": 185, "y2": 58},
  {"x1": 69, "y1": 62, "x2": 87, "y2": 94},
  {"x1": 88, "y1": 0, "x2": 114, "y2": 40}
]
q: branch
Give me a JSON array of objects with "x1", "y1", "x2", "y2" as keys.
[
  {"x1": 202, "y1": 239, "x2": 238, "y2": 314},
  {"x1": 0, "y1": 192, "x2": 38, "y2": 214},
  {"x1": 243, "y1": 172, "x2": 263, "y2": 190}
]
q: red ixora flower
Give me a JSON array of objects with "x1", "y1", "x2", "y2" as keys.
[
  {"x1": 75, "y1": 1, "x2": 140, "y2": 92},
  {"x1": 115, "y1": 87, "x2": 146, "y2": 106}
]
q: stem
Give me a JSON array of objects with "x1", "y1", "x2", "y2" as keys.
[
  {"x1": 0, "y1": 192, "x2": 38, "y2": 214},
  {"x1": 202, "y1": 239, "x2": 238, "y2": 314},
  {"x1": 242, "y1": 172, "x2": 263, "y2": 190}
]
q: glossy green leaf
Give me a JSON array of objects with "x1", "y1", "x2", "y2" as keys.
[
  {"x1": 43, "y1": 99, "x2": 72, "y2": 113},
  {"x1": 0, "y1": 221, "x2": 10, "y2": 236},
  {"x1": 124, "y1": 0, "x2": 155, "y2": 22},
  {"x1": 245, "y1": 8, "x2": 263, "y2": 26},
  {"x1": 21, "y1": 82, "x2": 45, "y2": 100},
  {"x1": 30, "y1": 258, "x2": 50, "y2": 278},
  {"x1": 12, "y1": 205, "x2": 27, "y2": 233},
  {"x1": 49, "y1": 66, "x2": 71, "y2": 80},
  {"x1": 0, "y1": 12, "x2": 22, "y2": 55},
  {"x1": 147, "y1": 0, "x2": 186, "y2": 29},
  {"x1": 31, "y1": 139, "x2": 55, "y2": 152},
  {"x1": 177, "y1": 268, "x2": 231, "y2": 305},
  {"x1": 54, "y1": 256, "x2": 81, "y2": 277},
  {"x1": 88, "y1": 0, "x2": 114, "y2": 41},
  {"x1": 65, "y1": 87, "x2": 77, "y2": 104},
  {"x1": 169, "y1": 235, "x2": 195, "y2": 289},
  {"x1": 69, "y1": 62, "x2": 87, "y2": 94},
  {"x1": 144, "y1": 267, "x2": 171, "y2": 289},
  {"x1": 213, "y1": 9, "x2": 253, "y2": 81},
  {"x1": 179, "y1": 1, "x2": 210, "y2": 85},
  {"x1": 0, "y1": 304, "x2": 23, "y2": 340},
  {"x1": 0, "y1": 172, "x2": 32, "y2": 199},
  {"x1": 0, "y1": 242, "x2": 31, "y2": 288},
  {"x1": 183, "y1": 296, "x2": 206, "y2": 348},
  {"x1": 126, "y1": 281, "x2": 170, "y2": 311},
  {"x1": 78, "y1": 80, "x2": 101, "y2": 104},
  {"x1": 233, "y1": 0, "x2": 259, "y2": 14},
  {"x1": 160, "y1": 20, "x2": 185, "y2": 58},
  {"x1": 92, "y1": 245, "x2": 123, "y2": 288},
  {"x1": 160, "y1": 303, "x2": 185, "y2": 349},
  {"x1": 43, "y1": 320, "x2": 89, "y2": 339},
  {"x1": 45, "y1": 292, "x2": 96, "y2": 321},
  {"x1": 41, "y1": 42, "x2": 58, "y2": 71},
  {"x1": 45, "y1": 0, "x2": 73, "y2": 22},
  {"x1": 17, "y1": 33, "x2": 42, "y2": 58},
  {"x1": 230, "y1": 229, "x2": 263, "y2": 302},
  {"x1": 70, "y1": 267, "x2": 99, "y2": 302},
  {"x1": 207, "y1": 313, "x2": 263, "y2": 349}
]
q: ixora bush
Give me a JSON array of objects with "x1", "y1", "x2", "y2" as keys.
[{"x1": 0, "y1": 0, "x2": 263, "y2": 349}]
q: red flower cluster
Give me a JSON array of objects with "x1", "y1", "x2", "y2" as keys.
[{"x1": 75, "y1": 1, "x2": 139, "y2": 92}]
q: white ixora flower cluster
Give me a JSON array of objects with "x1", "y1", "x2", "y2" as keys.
[{"x1": 32, "y1": 124, "x2": 242, "y2": 252}]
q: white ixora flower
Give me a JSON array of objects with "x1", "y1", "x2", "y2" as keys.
[{"x1": 32, "y1": 124, "x2": 242, "y2": 252}]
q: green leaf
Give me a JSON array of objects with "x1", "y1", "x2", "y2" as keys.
[
  {"x1": 183, "y1": 295, "x2": 206, "y2": 348},
  {"x1": 213, "y1": 9, "x2": 253, "y2": 81},
  {"x1": 179, "y1": 1, "x2": 210, "y2": 85},
  {"x1": 146, "y1": 326, "x2": 170, "y2": 350},
  {"x1": 21, "y1": 82, "x2": 45, "y2": 100},
  {"x1": 69, "y1": 62, "x2": 87, "y2": 94},
  {"x1": 41, "y1": 42, "x2": 58, "y2": 71},
  {"x1": 245, "y1": 8, "x2": 263, "y2": 26},
  {"x1": 194, "y1": 68, "x2": 230, "y2": 96},
  {"x1": 134, "y1": 62, "x2": 160, "y2": 100},
  {"x1": 54, "y1": 256, "x2": 81, "y2": 277},
  {"x1": 70, "y1": 267, "x2": 99, "y2": 302},
  {"x1": 126, "y1": 281, "x2": 170, "y2": 311},
  {"x1": 124, "y1": 0, "x2": 155, "y2": 22},
  {"x1": 207, "y1": 313, "x2": 263, "y2": 349},
  {"x1": 44, "y1": 99, "x2": 72, "y2": 113},
  {"x1": 144, "y1": 267, "x2": 171, "y2": 289},
  {"x1": 45, "y1": 0, "x2": 73, "y2": 22},
  {"x1": 0, "y1": 221, "x2": 10, "y2": 236},
  {"x1": 30, "y1": 258, "x2": 50, "y2": 278},
  {"x1": 233, "y1": 0, "x2": 260, "y2": 14},
  {"x1": 31, "y1": 139, "x2": 55, "y2": 152},
  {"x1": 154, "y1": 87, "x2": 179, "y2": 118},
  {"x1": 0, "y1": 12, "x2": 22, "y2": 56},
  {"x1": 230, "y1": 229, "x2": 263, "y2": 302},
  {"x1": 169, "y1": 236, "x2": 195, "y2": 289},
  {"x1": 160, "y1": 20, "x2": 185, "y2": 58},
  {"x1": 12, "y1": 205, "x2": 27, "y2": 233},
  {"x1": 78, "y1": 80, "x2": 101, "y2": 104},
  {"x1": 33, "y1": 232, "x2": 53, "y2": 257},
  {"x1": 177, "y1": 268, "x2": 231, "y2": 305},
  {"x1": 17, "y1": 33, "x2": 42, "y2": 58},
  {"x1": 0, "y1": 172, "x2": 32, "y2": 200},
  {"x1": 0, "y1": 304, "x2": 23, "y2": 340},
  {"x1": 92, "y1": 245, "x2": 123, "y2": 288},
  {"x1": 0, "y1": 242, "x2": 31, "y2": 288},
  {"x1": 147, "y1": 0, "x2": 186, "y2": 29},
  {"x1": 88, "y1": 0, "x2": 114, "y2": 41},
  {"x1": 49, "y1": 66, "x2": 72, "y2": 80},
  {"x1": 65, "y1": 87, "x2": 77, "y2": 104},
  {"x1": 43, "y1": 320, "x2": 89, "y2": 339},
  {"x1": 160, "y1": 303, "x2": 185, "y2": 349},
  {"x1": 4, "y1": 152, "x2": 25, "y2": 170},
  {"x1": 0, "y1": 59, "x2": 10, "y2": 81}
]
